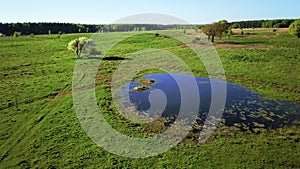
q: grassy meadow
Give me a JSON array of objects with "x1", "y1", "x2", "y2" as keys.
[{"x1": 0, "y1": 29, "x2": 299, "y2": 168}]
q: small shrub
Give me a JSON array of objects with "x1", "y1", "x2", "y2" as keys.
[
  {"x1": 0, "y1": 32, "x2": 4, "y2": 37},
  {"x1": 30, "y1": 33, "x2": 35, "y2": 38},
  {"x1": 13, "y1": 31, "x2": 21, "y2": 38}
]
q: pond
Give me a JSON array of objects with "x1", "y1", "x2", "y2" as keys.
[{"x1": 119, "y1": 73, "x2": 300, "y2": 132}]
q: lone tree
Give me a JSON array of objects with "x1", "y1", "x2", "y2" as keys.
[
  {"x1": 68, "y1": 37, "x2": 99, "y2": 58},
  {"x1": 289, "y1": 19, "x2": 300, "y2": 38},
  {"x1": 201, "y1": 20, "x2": 229, "y2": 42},
  {"x1": 201, "y1": 24, "x2": 215, "y2": 41}
]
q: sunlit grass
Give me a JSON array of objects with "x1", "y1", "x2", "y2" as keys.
[{"x1": 0, "y1": 30, "x2": 299, "y2": 168}]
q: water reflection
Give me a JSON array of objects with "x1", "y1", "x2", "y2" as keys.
[{"x1": 121, "y1": 73, "x2": 300, "y2": 132}]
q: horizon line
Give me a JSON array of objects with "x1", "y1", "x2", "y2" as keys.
[{"x1": 0, "y1": 18, "x2": 298, "y2": 26}]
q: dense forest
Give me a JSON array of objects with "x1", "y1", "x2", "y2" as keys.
[
  {"x1": 0, "y1": 23, "x2": 191, "y2": 36},
  {"x1": 230, "y1": 19, "x2": 295, "y2": 29},
  {"x1": 0, "y1": 23, "x2": 101, "y2": 36},
  {"x1": 0, "y1": 19, "x2": 296, "y2": 36}
]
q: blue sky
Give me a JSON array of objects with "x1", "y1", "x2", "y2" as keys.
[{"x1": 0, "y1": 0, "x2": 299, "y2": 24}]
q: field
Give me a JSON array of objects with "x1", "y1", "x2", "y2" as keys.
[{"x1": 0, "y1": 29, "x2": 299, "y2": 168}]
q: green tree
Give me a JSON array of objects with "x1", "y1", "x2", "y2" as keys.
[
  {"x1": 77, "y1": 24, "x2": 85, "y2": 33},
  {"x1": 289, "y1": 19, "x2": 300, "y2": 38},
  {"x1": 68, "y1": 37, "x2": 99, "y2": 58},
  {"x1": 68, "y1": 37, "x2": 88, "y2": 57},
  {"x1": 218, "y1": 20, "x2": 229, "y2": 25},
  {"x1": 263, "y1": 20, "x2": 274, "y2": 28},
  {"x1": 201, "y1": 20, "x2": 229, "y2": 42},
  {"x1": 201, "y1": 24, "x2": 214, "y2": 41},
  {"x1": 217, "y1": 20, "x2": 230, "y2": 38}
]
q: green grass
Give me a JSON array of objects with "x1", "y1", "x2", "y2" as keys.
[
  {"x1": 0, "y1": 30, "x2": 299, "y2": 168},
  {"x1": 215, "y1": 33, "x2": 300, "y2": 102}
]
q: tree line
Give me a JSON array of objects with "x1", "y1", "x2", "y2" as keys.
[
  {"x1": 99, "y1": 24, "x2": 191, "y2": 32},
  {"x1": 0, "y1": 23, "x2": 191, "y2": 36},
  {"x1": 0, "y1": 23, "x2": 102, "y2": 36},
  {"x1": 230, "y1": 19, "x2": 295, "y2": 29},
  {"x1": 0, "y1": 19, "x2": 297, "y2": 36}
]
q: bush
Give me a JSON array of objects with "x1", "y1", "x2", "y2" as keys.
[
  {"x1": 13, "y1": 31, "x2": 21, "y2": 38},
  {"x1": 289, "y1": 19, "x2": 300, "y2": 38},
  {"x1": 0, "y1": 32, "x2": 4, "y2": 37},
  {"x1": 30, "y1": 33, "x2": 35, "y2": 38}
]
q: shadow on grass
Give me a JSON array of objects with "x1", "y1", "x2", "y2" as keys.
[
  {"x1": 102, "y1": 56, "x2": 132, "y2": 61},
  {"x1": 76, "y1": 56, "x2": 132, "y2": 61}
]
